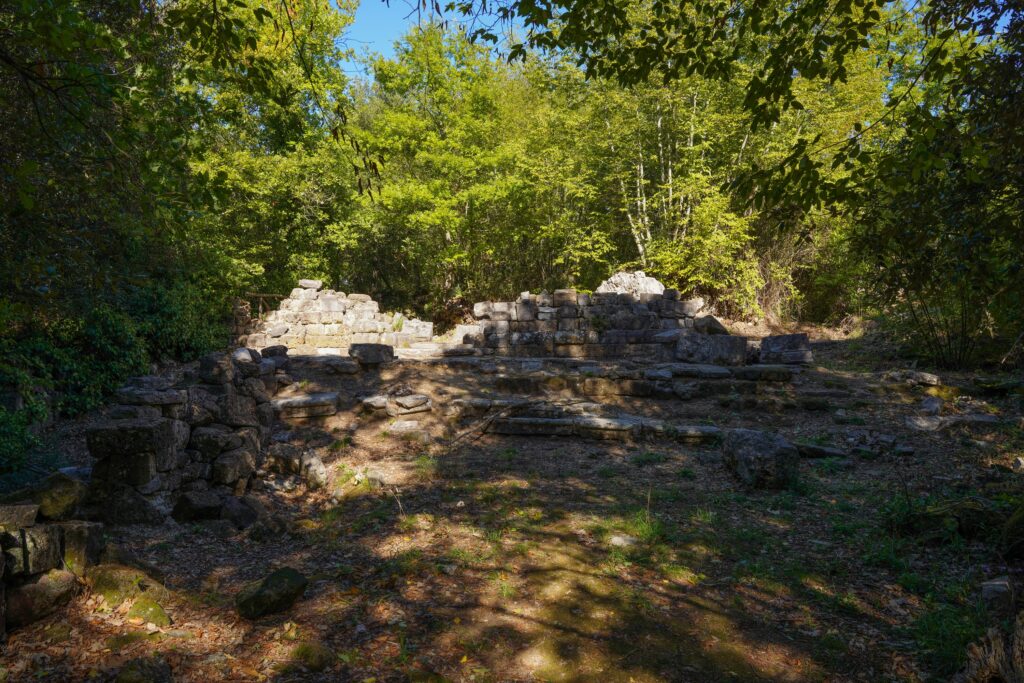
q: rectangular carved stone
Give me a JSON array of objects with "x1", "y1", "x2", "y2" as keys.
[
  {"x1": 553, "y1": 289, "x2": 578, "y2": 306},
  {"x1": 23, "y1": 525, "x2": 61, "y2": 574},
  {"x1": 0, "y1": 504, "x2": 38, "y2": 531}
]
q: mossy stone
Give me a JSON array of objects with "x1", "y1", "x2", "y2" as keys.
[
  {"x1": 86, "y1": 564, "x2": 167, "y2": 607},
  {"x1": 127, "y1": 596, "x2": 170, "y2": 627},
  {"x1": 290, "y1": 641, "x2": 334, "y2": 672},
  {"x1": 235, "y1": 567, "x2": 308, "y2": 619}
]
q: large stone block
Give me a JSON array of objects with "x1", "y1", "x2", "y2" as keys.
[
  {"x1": 189, "y1": 424, "x2": 243, "y2": 460},
  {"x1": 5, "y1": 569, "x2": 78, "y2": 629},
  {"x1": 298, "y1": 279, "x2": 323, "y2": 290},
  {"x1": 675, "y1": 333, "x2": 747, "y2": 366},
  {"x1": 115, "y1": 386, "x2": 187, "y2": 406},
  {"x1": 86, "y1": 418, "x2": 177, "y2": 486},
  {"x1": 553, "y1": 289, "x2": 578, "y2": 306},
  {"x1": 199, "y1": 352, "x2": 234, "y2": 384},
  {"x1": 0, "y1": 504, "x2": 38, "y2": 531},
  {"x1": 349, "y1": 343, "x2": 394, "y2": 366},
  {"x1": 271, "y1": 392, "x2": 339, "y2": 419},
  {"x1": 23, "y1": 524, "x2": 62, "y2": 574},
  {"x1": 722, "y1": 429, "x2": 799, "y2": 489},
  {"x1": 218, "y1": 393, "x2": 259, "y2": 427},
  {"x1": 759, "y1": 333, "x2": 813, "y2": 365},
  {"x1": 212, "y1": 447, "x2": 256, "y2": 485},
  {"x1": 57, "y1": 521, "x2": 105, "y2": 575}
]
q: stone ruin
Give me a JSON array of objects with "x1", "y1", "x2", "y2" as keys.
[
  {"x1": 0, "y1": 346, "x2": 305, "y2": 635},
  {"x1": 242, "y1": 279, "x2": 434, "y2": 355},
  {"x1": 457, "y1": 271, "x2": 812, "y2": 365}
]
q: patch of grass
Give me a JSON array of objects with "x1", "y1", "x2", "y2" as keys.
[
  {"x1": 498, "y1": 447, "x2": 518, "y2": 461},
  {"x1": 627, "y1": 508, "x2": 664, "y2": 543},
  {"x1": 677, "y1": 467, "x2": 697, "y2": 480},
  {"x1": 288, "y1": 641, "x2": 335, "y2": 672},
  {"x1": 414, "y1": 454, "x2": 437, "y2": 480},
  {"x1": 912, "y1": 601, "x2": 989, "y2": 676},
  {"x1": 863, "y1": 534, "x2": 910, "y2": 572},
  {"x1": 691, "y1": 507, "x2": 717, "y2": 524},
  {"x1": 596, "y1": 465, "x2": 618, "y2": 479},
  {"x1": 632, "y1": 451, "x2": 667, "y2": 467}
]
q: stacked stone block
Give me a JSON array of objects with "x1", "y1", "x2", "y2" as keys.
[
  {"x1": 243, "y1": 280, "x2": 433, "y2": 354},
  {"x1": 465, "y1": 288, "x2": 719, "y2": 361},
  {"x1": 83, "y1": 347, "x2": 288, "y2": 524}
]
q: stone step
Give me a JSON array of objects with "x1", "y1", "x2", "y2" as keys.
[
  {"x1": 487, "y1": 414, "x2": 722, "y2": 443},
  {"x1": 395, "y1": 343, "x2": 479, "y2": 360},
  {"x1": 271, "y1": 392, "x2": 340, "y2": 419}
]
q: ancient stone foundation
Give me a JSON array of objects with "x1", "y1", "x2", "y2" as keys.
[{"x1": 242, "y1": 279, "x2": 433, "y2": 354}]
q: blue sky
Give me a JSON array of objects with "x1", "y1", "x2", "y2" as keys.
[{"x1": 339, "y1": 0, "x2": 423, "y2": 75}]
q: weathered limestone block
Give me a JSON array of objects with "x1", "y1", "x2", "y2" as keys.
[
  {"x1": 199, "y1": 352, "x2": 234, "y2": 384},
  {"x1": 190, "y1": 425, "x2": 243, "y2": 460},
  {"x1": 722, "y1": 429, "x2": 799, "y2": 489},
  {"x1": 298, "y1": 279, "x2": 323, "y2": 290},
  {"x1": 489, "y1": 302, "x2": 511, "y2": 321},
  {"x1": 349, "y1": 343, "x2": 394, "y2": 366},
  {"x1": 23, "y1": 524, "x2": 62, "y2": 574},
  {"x1": 0, "y1": 504, "x2": 38, "y2": 531},
  {"x1": 5, "y1": 569, "x2": 79, "y2": 629},
  {"x1": 675, "y1": 333, "x2": 747, "y2": 366},
  {"x1": 86, "y1": 418, "x2": 177, "y2": 487},
  {"x1": 553, "y1": 289, "x2": 578, "y2": 306},
  {"x1": 694, "y1": 315, "x2": 730, "y2": 335},
  {"x1": 172, "y1": 490, "x2": 224, "y2": 521},
  {"x1": 271, "y1": 392, "x2": 339, "y2": 419},
  {"x1": 212, "y1": 447, "x2": 256, "y2": 485},
  {"x1": 218, "y1": 393, "x2": 259, "y2": 428},
  {"x1": 58, "y1": 521, "x2": 105, "y2": 575},
  {"x1": 759, "y1": 333, "x2": 813, "y2": 365}
]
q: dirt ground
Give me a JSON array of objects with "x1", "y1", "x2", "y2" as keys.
[{"x1": 2, "y1": 334, "x2": 1023, "y2": 682}]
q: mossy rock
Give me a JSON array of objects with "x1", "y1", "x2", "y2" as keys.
[
  {"x1": 289, "y1": 641, "x2": 334, "y2": 672},
  {"x1": 235, "y1": 567, "x2": 308, "y2": 619},
  {"x1": 86, "y1": 564, "x2": 167, "y2": 607},
  {"x1": 924, "y1": 385, "x2": 961, "y2": 401},
  {"x1": 127, "y1": 596, "x2": 170, "y2": 627},
  {"x1": 0, "y1": 474, "x2": 89, "y2": 520}
]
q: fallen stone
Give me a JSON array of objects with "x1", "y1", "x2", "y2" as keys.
[
  {"x1": 693, "y1": 315, "x2": 730, "y2": 335},
  {"x1": 0, "y1": 504, "x2": 38, "y2": 531},
  {"x1": 127, "y1": 595, "x2": 171, "y2": 627},
  {"x1": 86, "y1": 563, "x2": 167, "y2": 606},
  {"x1": 920, "y1": 396, "x2": 943, "y2": 416},
  {"x1": 608, "y1": 534, "x2": 639, "y2": 548},
  {"x1": 212, "y1": 447, "x2": 256, "y2": 485},
  {"x1": 189, "y1": 425, "x2": 243, "y2": 459},
  {"x1": 115, "y1": 387, "x2": 188, "y2": 406},
  {"x1": 236, "y1": 567, "x2": 308, "y2": 619},
  {"x1": 595, "y1": 271, "x2": 665, "y2": 297},
  {"x1": 23, "y1": 524, "x2": 62, "y2": 574},
  {"x1": 272, "y1": 392, "x2": 339, "y2": 419},
  {"x1": 172, "y1": 491, "x2": 223, "y2": 522},
  {"x1": 267, "y1": 443, "x2": 304, "y2": 475},
  {"x1": 298, "y1": 279, "x2": 323, "y2": 290},
  {"x1": 57, "y1": 521, "x2": 105, "y2": 575},
  {"x1": 198, "y1": 352, "x2": 234, "y2": 384},
  {"x1": 981, "y1": 576, "x2": 1014, "y2": 613},
  {"x1": 349, "y1": 343, "x2": 395, "y2": 366},
  {"x1": 5, "y1": 569, "x2": 79, "y2": 629},
  {"x1": 723, "y1": 429, "x2": 800, "y2": 489},
  {"x1": 302, "y1": 455, "x2": 329, "y2": 490},
  {"x1": 96, "y1": 486, "x2": 166, "y2": 526},
  {"x1": 759, "y1": 333, "x2": 813, "y2": 365}
]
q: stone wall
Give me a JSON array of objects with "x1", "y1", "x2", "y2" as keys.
[
  {"x1": 82, "y1": 347, "x2": 289, "y2": 523},
  {"x1": 458, "y1": 288, "x2": 755, "y2": 363},
  {"x1": 242, "y1": 280, "x2": 433, "y2": 355}
]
